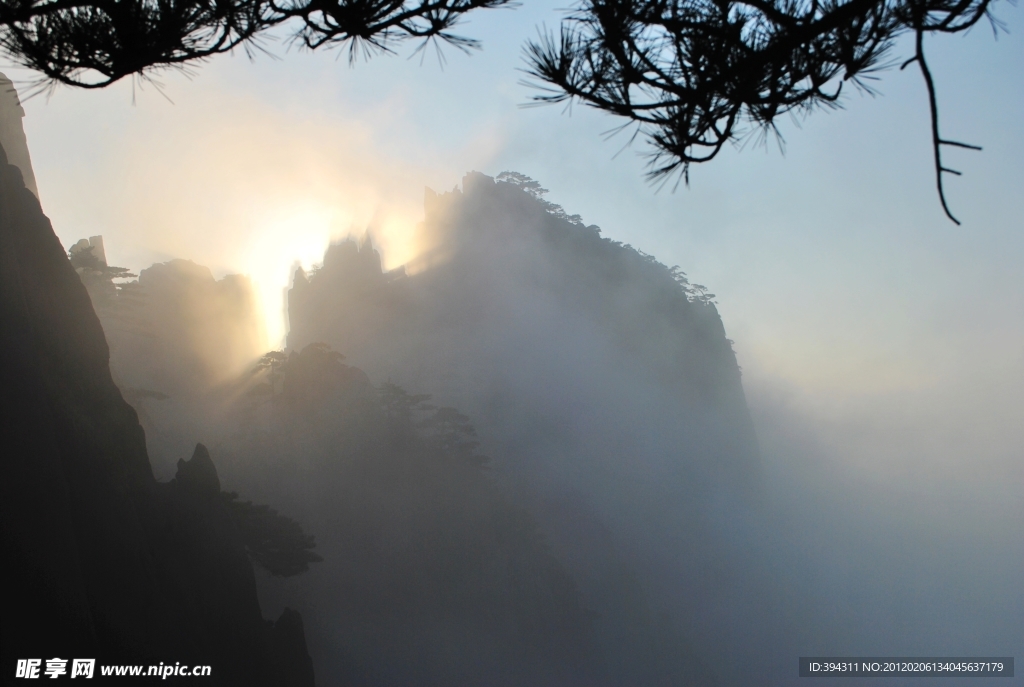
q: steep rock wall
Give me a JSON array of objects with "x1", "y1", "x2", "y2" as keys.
[{"x1": 0, "y1": 142, "x2": 312, "y2": 685}]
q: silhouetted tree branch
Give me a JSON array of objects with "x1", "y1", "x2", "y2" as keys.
[
  {"x1": 2, "y1": 0, "x2": 1002, "y2": 222},
  {"x1": 223, "y1": 491, "x2": 324, "y2": 576},
  {"x1": 523, "y1": 0, "x2": 1000, "y2": 223},
  {"x1": 419, "y1": 405, "x2": 487, "y2": 464},
  {"x1": 899, "y1": 26, "x2": 982, "y2": 224},
  {"x1": 497, "y1": 170, "x2": 586, "y2": 224},
  {"x1": 0, "y1": 0, "x2": 517, "y2": 88}
]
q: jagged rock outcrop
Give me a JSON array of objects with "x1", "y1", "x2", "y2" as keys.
[
  {"x1": 0, "y1": 137, "x2": 314, "y2": 685},
  {"x1": 268, "y1": 609, "x2": 316, "y2": 687}
]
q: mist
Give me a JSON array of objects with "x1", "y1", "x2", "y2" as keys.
[
  {"x1": 3, "y1": 0, "x2": 1021, "y2": 676},
  {"x1": 53, "y1": 164, "x2": 1022, "y2": 686}
]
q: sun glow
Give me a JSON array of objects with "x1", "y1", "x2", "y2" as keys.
[
  {"x1": 239, "y1": 200, "x2": 421, "y2": 351},
  {"x1": 239, "y1": 202, "x2": 336, "y2": 350}
]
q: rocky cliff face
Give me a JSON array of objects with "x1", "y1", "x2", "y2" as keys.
[
  {"x1": 287, "y1": 171, "x2": 763, "y2": 680},
  {"x1": 0, "y1": 137, "x2": 313, "y2": 685},
  {"x1": 0, "y1": 73, "x2": 38, "y2": 198}
]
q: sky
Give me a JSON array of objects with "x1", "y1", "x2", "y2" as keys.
[{"x1": 6, "y1": 0, "x2": 1023, "y2": 591}]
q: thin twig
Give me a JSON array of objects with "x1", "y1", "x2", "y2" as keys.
[{"x1": 910, "y1": 27, "x2": 981, "y2": 225}]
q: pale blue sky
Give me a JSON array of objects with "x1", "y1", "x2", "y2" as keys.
[{"x1": 9, "y1": 1, "x2": 1023, "y2": 495}]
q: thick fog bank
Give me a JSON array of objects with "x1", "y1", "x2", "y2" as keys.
[
  {"x1": 72, "y1": 171, "x2": 1022, "y2": 687},
  {"x1": 742, "y1": 376, "x2": 1024, "y2": 685}
]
